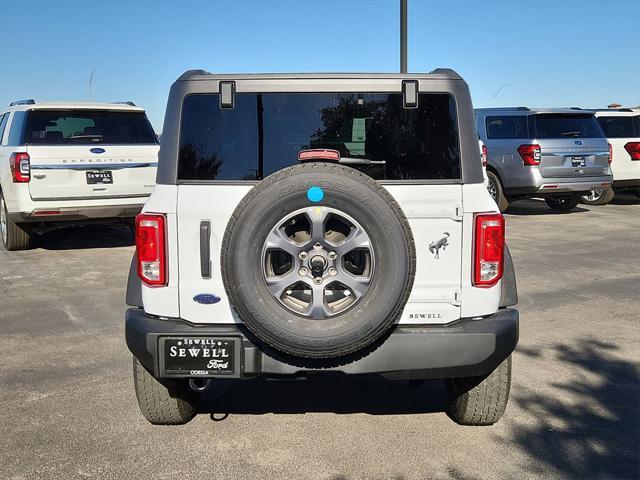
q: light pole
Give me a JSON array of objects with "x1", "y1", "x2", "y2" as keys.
[{"x1": 400, "y1": 0, "x2": 407, "y2": 73}]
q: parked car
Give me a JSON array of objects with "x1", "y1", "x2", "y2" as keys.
[
  {"x1": 580, "y1": 108, "x2": 639, "y2": 205},
  {"x1": 475, "y1": 107, "x2": 613, "y2": 212},
  {"x1": 479, "y1": 136, "x2": 488, "y2": 186},
  {"x1": 125, "y1": 69, "x2": 519, "y2": 426},
  {"x1": 0, "y1": 100, "x2": 159, "y2": 250}
]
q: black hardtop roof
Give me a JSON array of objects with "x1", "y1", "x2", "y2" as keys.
[
  {"x1": 176, "y1": 68, "x2": 463, "y2": 82},
  {"x1": 157, "y1": 66, "x2": 484, "y2": 186}
]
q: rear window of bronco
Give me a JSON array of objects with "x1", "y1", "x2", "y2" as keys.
[{"x1": 178, "y1": 93, "x2": 461, "y2": 181}]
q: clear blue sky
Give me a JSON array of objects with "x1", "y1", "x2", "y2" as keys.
[{"x1": 1, "y1": 0, "x2": 638, "y2": 132}]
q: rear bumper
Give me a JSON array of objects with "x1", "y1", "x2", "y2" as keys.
[
  {"x1": 613, "y1": 179, "x2": 640, "y2": 190},
  {"x1": 507, "y1": 176, "x2": 612, "y2": 197},
  {"x1": 12, "y1": 201, "x2": 147, "y2": 222},
  {"x1": 125, "y1": 308, "x2": 519, "y2": 380}
]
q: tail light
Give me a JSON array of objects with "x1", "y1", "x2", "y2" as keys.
[
  {"x1": 625, "y1": 142, "x2": 640, "y2": 160},
  {"x1": 10, "y1": 153, "x2": 30, "y2": 182},
  {"x1": 473, "y1": 213, "x2": 505, "y2": 287},
  {"x1": 481, "y1": 144, "x2": 488, "y2": 167},
  {"x1": 608, "y1": 143, "x2": 613, "y2": 164},
  {"x1": 517, "y1": 144, "x2": 541, "y2": 166},
  {"x1": 135, "y1": 213, "x2": 167, "y2": 286},
  {"x1": 298, "y1": 149, "x2": 341, "y2": 162}
]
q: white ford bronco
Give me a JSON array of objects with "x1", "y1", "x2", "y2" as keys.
[
  {"x1": 0, "y1": 100, "x2": 159, "y2": 250},
  {"x1": 125, "y1": 70, "x2": 519, "y2": 426}
]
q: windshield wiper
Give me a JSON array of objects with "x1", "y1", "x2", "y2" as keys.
[
  {"x1": 561, "y1": 131, "x2": 581, "y2": 137},
  {"x1": 338, "y1": 157, "x2": 386, "y2": 165},
  {"x1": 68, "y1": 134, "x2": 104, "y2": 143}
]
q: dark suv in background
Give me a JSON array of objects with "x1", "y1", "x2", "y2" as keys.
[{"x1": 476, "y1": 107, "x2": 612, "y2": 211}]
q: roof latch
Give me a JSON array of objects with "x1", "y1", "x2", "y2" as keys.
[
  {"x1": 402, "y1": 80, "x2": 419, "y2": 109},
  {"x1": 219, "y1": 81, "x2": 235, "y2": 109}
]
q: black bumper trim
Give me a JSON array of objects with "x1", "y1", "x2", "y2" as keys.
[
  {"x1": 613, "y1": 179, "x2": 640, "y2": 189},
  {"x1": 125, "y1": 308, "x2": 519, "y2": 379}
]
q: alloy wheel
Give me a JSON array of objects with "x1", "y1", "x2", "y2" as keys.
[
  {"x1": 487, "y1": 176, "x2": 498, "y2": 201},
  {"x1": 585, "y1": 189, "x2": 604, "y2": 202},
  {"x1": 261, "y1": 207, "x2": 374, "y2": 319}
]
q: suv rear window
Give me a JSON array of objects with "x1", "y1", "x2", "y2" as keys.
[
  {"x1": 178, "y1": 93, "x2": 461, "y2": 181},
  {"x1": 485, "y1": 115, "x2": 529, "y2": 139},
  {"x1": 597, "y1": 116, "x2": 640, "y2": 138},
  {"x1": 24, "y1": 110, "x2": 157, "y2": 145},
  {"x1": 533, "y1": 114, "x2": 603, "y2": 139}
]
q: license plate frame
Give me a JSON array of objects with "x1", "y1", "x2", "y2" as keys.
[
  {"x1": 86, "y1": 170, "x2": 113, "y2": 184},
  {"x1": 159, "y1": 336, "x2": 241, "y2": 378},
  {"x1": 571, "y1": 157, "x2": 586, "y2": 167}
]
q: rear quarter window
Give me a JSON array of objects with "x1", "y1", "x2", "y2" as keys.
[
  {"x1": 485, "y1": 116, "x2": 529, "y2": 139},
  {"x1": 178, "y1": 92, "x2": 461, "y2": 182},
  {"x1": 0, "y1": 113, "x2": 8, "y2": 144},
  {"x1": 7, "y1": 111, "x2": 27, "y2": 146}
]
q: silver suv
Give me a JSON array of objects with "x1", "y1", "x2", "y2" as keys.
[{"x1": 476, "y1": 108, "x2": 612, "y2": 211}]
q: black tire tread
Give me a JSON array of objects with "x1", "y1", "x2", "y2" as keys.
[
  {"x1": 487, "y1": 170, "x2": 509, "y2": 213},
  {"x1": 132, "y1": 357, "x2": 196, "y2": 425},
  {"x1": 446, "y1": 355, "x2": 512, "y2": 426},
  {"x1": 580, "y1": 188, "x2": 615, "y2": 206},
  {"x1": 1, "y1": 192, "x2": 30, "y2": 251}
]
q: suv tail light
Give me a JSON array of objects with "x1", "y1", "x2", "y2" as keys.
[
  {"x1": 481, "y1": 144, "x2": 488, "y2": 167},
  {"x1": 135, "y1": 214, "x2": 167, "y2": 286},
  {"x1": 10, "y1": 153, "x2": 30, "y2": 182},
  {"x1": 517, "y1": 144, "x2": 541, "y2": 166},
  {"x1": 608, "y1": 143, "x2": 613, "y2": 164},
  {"x1": 473, "y1": 213, "x2": 505, "y2": 287},
  {"x1": 625, "y1": 142, "x2": 640, "y2": 160}
]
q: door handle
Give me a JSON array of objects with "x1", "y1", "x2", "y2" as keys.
[{"x1": 200, "y1": 221, "x2": 212, "y2": 279}]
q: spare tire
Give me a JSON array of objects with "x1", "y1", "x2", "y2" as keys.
[{"x1": 221, "y1": 162, "x2": 415, "y2": 359}]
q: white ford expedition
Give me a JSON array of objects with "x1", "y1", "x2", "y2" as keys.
[
  {"x1": 125, "y1": 70, "x2": 519, "y2": 426},
  {"x1": 582, "y1": 108, "x2": 640, "y2": 205},
  {"x1": 0, "y1": 100, "x2": 159, "y2": 250}
]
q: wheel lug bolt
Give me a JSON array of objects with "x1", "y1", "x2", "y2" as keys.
[
  {"x1": 299, "y1": 267, "x2": 308, "y2": 276},
  {"x1": 329, "y1": 267, "x2": 337, "y2": 276},
  {"x1": 313, "y1": 277, "x2": 323, "y2": 285},
  {"x1": 328, "y1": 251, "x2": 337, "y2": 260},
  {"x1": 299, "y1": 251, "x2": 307, "y2": 260}
]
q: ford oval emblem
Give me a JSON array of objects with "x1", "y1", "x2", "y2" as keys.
[
  {"x1": 574, "y1": 140, "x2": 583, "y2": 146},
  {"x1": 90, "y1": 148, "x2": 106, "y2": 154},
  {"x1": 193, "y1": 294, "x2": 221, "y2": 305}
]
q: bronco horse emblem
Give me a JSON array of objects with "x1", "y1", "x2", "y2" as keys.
[{"x1": 429, "y1": 232, "x2": 450, "y2": 259}]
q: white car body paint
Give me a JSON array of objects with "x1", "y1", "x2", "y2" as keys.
[
  {"x1": 141, "y1": 181, "x2": 500, "y2": 325},
  {"x1": 594, "y1": 109, "x2": 640, "y2": 184},
  {"x1": 0, "y1": 102, "x2": 158, "y2": 218}
]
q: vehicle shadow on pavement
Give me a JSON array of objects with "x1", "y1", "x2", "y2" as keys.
[
  {"x1": 610, "y1": 193, "x2": 640, "y2": 205},
  {"x1": 199, "y1": 375, "x2": 447, "y2": 415},
  {"x1": 505, "y1": 199, "x2": 590, "y2": 216},
  {"x1": 34, "y1": 224, "x2": 134, "y2": 250},
  {"x1": 507, "y1": 339, "x2": 639, "y2": 479}
]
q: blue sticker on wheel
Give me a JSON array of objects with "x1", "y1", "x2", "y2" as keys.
[{"x1": 307, "y1": 186, "x2": 324, "y2": 203}]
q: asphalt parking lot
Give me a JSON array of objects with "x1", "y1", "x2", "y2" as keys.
[{"x1": 1, "y1": 196, "x2": 638, "y2": 480}]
